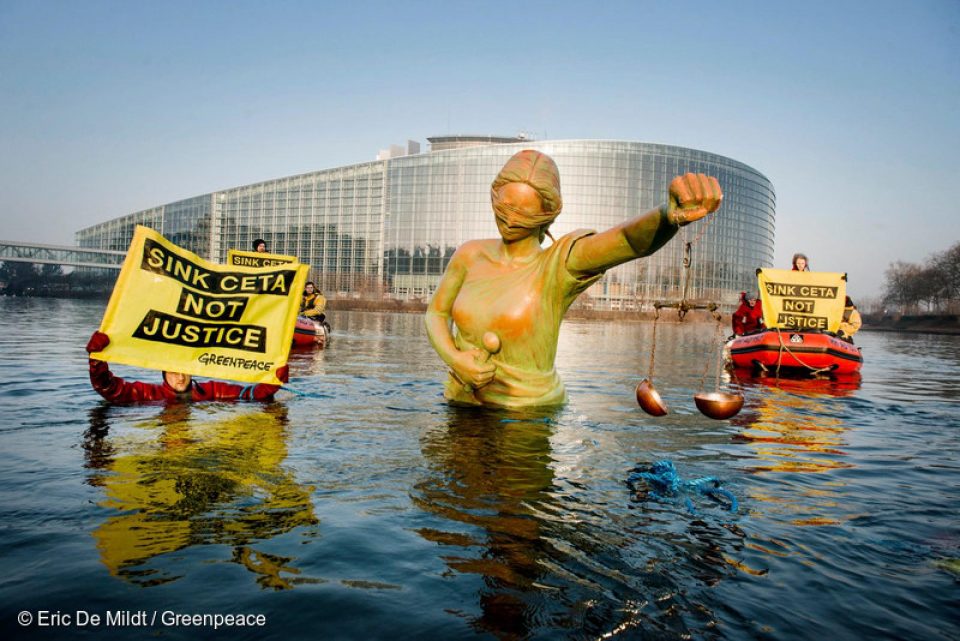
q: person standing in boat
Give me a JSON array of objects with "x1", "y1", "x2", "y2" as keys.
[
  {"x1": 792, "y1": 253, "x2": 810, "y2": 271},
  {"x1": 838, "y1": 296, "x2": 862, "y2": 342},
  {"x1": 86, "y1": 331, "x2": 286, "y2": 403},
  {"x1": 424, "y1": 149, "x2": 722, "y2": 408},
  {"x1": 731, "y1": 291, "x2": 764, "y2": 336},
  {"x1": 300, "y1": 281, "x2": 327, "y2": 324}
]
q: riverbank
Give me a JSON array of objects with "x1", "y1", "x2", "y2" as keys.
[
  {"x1": 862, "y1": 313, "x2": 960, "y2": 335},
  {"x1": 326, "y1": 297, "x2": 722, "y2": 323},
  {"x1": 327, "y1": 299, "x2": 960, "y2": 334},
  {"x1": 14, "y1": 291, "x2": 959, "y2": 334}
]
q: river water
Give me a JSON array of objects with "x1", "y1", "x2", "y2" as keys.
[{"x1": 0, "y1": 297, "x2": 957, "y2": 640}]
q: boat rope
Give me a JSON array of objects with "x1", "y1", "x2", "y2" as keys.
[
  {"x1": 773, "y1": 328, "x2": 835, "y2": 375},
  {"x1": 627, "y1": 459, "x2": 738, "y2": 513}
]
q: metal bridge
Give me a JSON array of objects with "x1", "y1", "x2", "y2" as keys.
[{"x1": 0, "y1": 241, "x2": 126, "y2": 270}]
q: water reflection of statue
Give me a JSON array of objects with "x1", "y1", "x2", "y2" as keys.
[
  {"x1": 84, "y1": 403, "x2": 317, "y2": 588},
  {"x1": 425, "y1": 150, "x2": 722, "y2": 408},
  {"x1": 412, "y1": 408, "x2": 558, "y2": 638},
  {"x1": 413, "y1": 408, "x2": 749, "y2": 637}
]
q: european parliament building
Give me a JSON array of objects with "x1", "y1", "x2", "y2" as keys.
[{"x1": 76, "y1": 136, "x2": 775, "y2": 311}]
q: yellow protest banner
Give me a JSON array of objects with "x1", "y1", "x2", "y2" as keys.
[
  {"x1": 758, "y1": 268, "x2": 847, "y2": 332},
  {"x1": 92, "y1": 226, "x2": 308, "y2": 384},
  {"x1": 226, "y1": 248, "x2": 298, "y2": 268}
]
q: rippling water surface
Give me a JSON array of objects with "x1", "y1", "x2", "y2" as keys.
[{"x1": 1, "y1": 298, "x2": 957, "y2": 640}]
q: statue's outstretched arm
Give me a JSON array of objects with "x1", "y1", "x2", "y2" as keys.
[{"x1": 567, "y1": 174, "x2": 722, "y2": 275}]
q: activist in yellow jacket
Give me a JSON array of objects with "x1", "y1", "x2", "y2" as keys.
[
  {"x1": 300, "y1": 282, "x2": 326, "y2": 320},
  {"x1": 838, "y1": 297, "x2": 862, "y2": 341}
]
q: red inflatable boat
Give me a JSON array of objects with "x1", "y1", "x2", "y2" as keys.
[
  {"x1": 292, "y1": 315, "x2": 329, "y2": 348},
  {"x1": 726, "y1": 329, "x2": 862, "y2": 375}
]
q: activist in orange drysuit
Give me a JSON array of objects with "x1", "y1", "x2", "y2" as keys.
[{"x1": 87, "y1": 331, "x2": 285, "y2": 403}]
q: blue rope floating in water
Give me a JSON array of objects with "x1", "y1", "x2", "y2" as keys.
[
  {"x1": 499, "y1": 417, "x2": 554, "y2": 425},
  {"x1": 627, "y1": 460, "x2": 738, "y2": 513},
  {"x1": 283, "y1": 387, "x2": 334, "y2": 399}
]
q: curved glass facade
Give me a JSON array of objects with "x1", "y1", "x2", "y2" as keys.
[{"x1": 77, "y1": 138, "x2": 775, "y2": 311}]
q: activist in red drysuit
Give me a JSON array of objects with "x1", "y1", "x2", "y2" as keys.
[
  {"x1": 86, "y1": 331, "x2": 286, "y2": 403},
  {"x1": 731, "y1": 292, "x2": 764, "y2": 336}
]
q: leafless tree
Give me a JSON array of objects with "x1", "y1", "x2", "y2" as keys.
[{"x1": 883, "y1": 241, "x2": 960, "y2": 313}]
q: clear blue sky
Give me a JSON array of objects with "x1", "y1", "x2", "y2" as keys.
[{"x1": 1, "y1": 0, "x2": 957, "y2": 298}]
